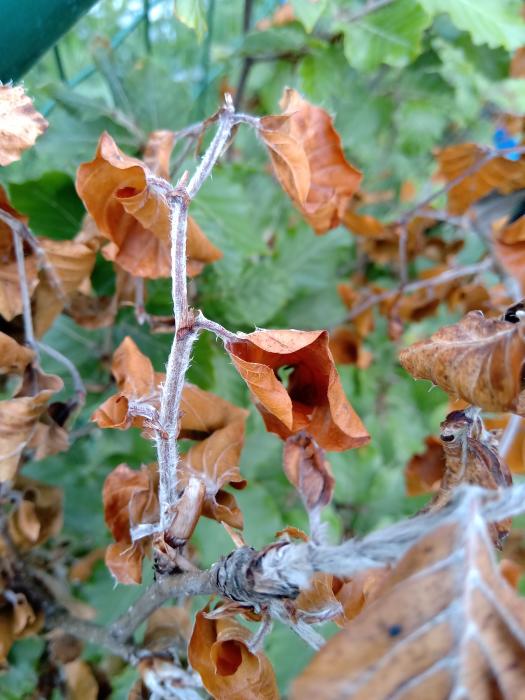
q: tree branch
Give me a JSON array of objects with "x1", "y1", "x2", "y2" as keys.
[
  {"x1": 345, "y1": 259, "x2": 493, "y2": 322},
  {"x1": 110, "y1": 569, "x2": 215, "y2": 642}
]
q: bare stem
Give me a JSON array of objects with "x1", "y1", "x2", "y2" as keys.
[
  {"x1": 346, "y1": 259, "x2": 493, "y2": 322},
  {"x1": 499, "y1": 414, "x2": 523, "y2": 460},
  {"x1": 196, "y1": 313, "x2": 239, "y2": 344},
  {"x1": 187, "y1": 98, "x2": 237, "y2": 198},
  {"x1": 110, "y1": 569, "x2": 215, "y2": 642},
  {"x1": 38, "y1": 341, "x2": 86, "y2": 405},
  {"x1": 11, "y1": 227, "x2": 36, "y2": 351},
  {"x1": 47, "y1": 613, "x2": 138, "y2": 662},
  {"x1": 0, "y1": 210, "x2": 66, "y2": 304},
  {"x1": 400, "y1": 145, "x2": 525, "y2": 224}
]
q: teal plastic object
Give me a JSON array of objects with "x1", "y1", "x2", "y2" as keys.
[{"x1": 0, "y1": 0, "x2": 99, "y2": 82}]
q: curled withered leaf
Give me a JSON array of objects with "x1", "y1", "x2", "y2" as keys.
[
  {"x1": 32, "y1": 237, "x2": 97, "y2": 337},
  {"x1": 188, "y1": 610, "x2": 279, "y2": 700},
  {"x1": 291, "y1": 493, "x2": 525, "y2": 700},
  {"x1": 8, "y1": 475, "x2": 63, "y2": 551},
  {"x1": 102, "y1": 463, "x2": 158, "y2": 584},
  {"x1": 0, "y1": 84, "x2": 48, "y2": 166},
  {"x1": 283, "y1": 432, "x2": 334, "y2": 510},
  {"x1": 259, "y1": 88, "x2": 362, "y2": 234},
  {"x1": 399, "y1": 309, "x2": 525, "y2": 414},
  {"x1": 92, "y1": 336, "x2": 161, "y2": 430},
  {"x1": 405, "y1": 435, "x2": 445, "y2": 496},
  {"x1": 76, "y1": 132, "x2": 221, "y2": 278},
  {"x1": 227, "y1": 329, "x2": 369, "y2": 451},
  {"x1": 422, "y1": 410, "x2": 512, "y2": 548},
  {"x1": 0, "y1": 331, "x2": 33, "y2": 375},
  {"x1": 0, "y1": 366, "x2": 64, "y2": 480},
  {"x1": 437, "y1": 143, "x2": 525, "y2": 215}
]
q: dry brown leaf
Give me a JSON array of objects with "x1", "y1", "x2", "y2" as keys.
[
  {"x1": 143, "y1": 129, "x2": 176, "y2": 180},
  {"x1": 63, "y1": 659, "x2": 99, "y2": 700},
  {"x1": 0, "y1": 331, "x2": 33, "y2": 374},
  {"x1": 383, "y1": 265, "x2": 463, "y2": 324},
  {"x1": 0, "y1": 592, "x2": 43, "y2": 668},
  {"x1": 332, "y1": 568, "x2": 389, "y2": 626},
  {"x1": 260, "y1": 88, "x2": 362, "y2": 234},
  {"x1": 33, "y1": 238, "x2": 97, "y2": 337},
  {"x1": 256, "y1": 2, "x2": 295, "y2": 30},
  {"x1": 97, "y1": 339, "x2": 249, "y2": 557},
  {"x1": 227, "y1": 329, "x2": 369, "y2": 451},
  {"x1": 0, "y1": 187, "x2": 38, "y2": 321},
  {"x1": 143, "y1": 606, "x2": 192, "y2": 652},
  {"x1": 405, "y1": 435, "x2": 446, "y2": 496},
  {"x1": 105, "y1": 541, "x2": 145, "y2": 585},
  {"x1": 291, "y1": 495, "x2": 525, "y2": 700},
  {"x1": 8, "y1": 475, "x2": 63, "y2": 551},
  {"x1": 399, "y1": 309, "x2": 525, "y2": 414},
  {"x1": 283, "y1": 432, "x2": 334, "y2": 509},
  {"x1": 76, "y1": 132, "x2": 221, "y2": 278},
  {"x1": 329, "y1": 326, "x2": 373, "y2": 369},
  {"x1": 437, "y1": 143, "x2": 525, "y2": 214},
  {"x1": 421, "y1": 410, "x2": 512, "y2": 548},
  {"x1": 0, "y1": 84, "x2": 48, "y2": 166},
  {"x1": 485, "y1": 415, "x2": 525, "y2": 473},
  {"x1": 342, "y1": 211, "x2": 431, "y2": 264},
  {"x1": 69, "y1": 548, "x2": 106, "y2": 583},
  {"x1": 188, "y1": 610, "x2": 279, "y2": 700},
  {"x1": 0, "y1": 367, "x2": 63, "y2": 480}
]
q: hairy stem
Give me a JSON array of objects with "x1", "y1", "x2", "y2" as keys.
[{"x1": 156, "y1": 100, "x2": 245, "y2": 531}]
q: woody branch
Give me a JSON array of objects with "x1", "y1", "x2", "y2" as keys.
[{"x1": 156, "y1": 95, "x2": 256, "y2": 533}]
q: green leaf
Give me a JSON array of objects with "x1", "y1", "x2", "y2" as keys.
[
  {"x1": 419, "y1": 0, "x2": 525, "y2": 49},
  {"x1": 8, "y1": 171, "x2": 84, "y2": 239},
  {"x1": 174, "y1": 0, "x2": 208, "y2": 42},
  {"x1": 291, "y1": 0, "x2": 328, "y2": 32},
  {"x1": 240, "y1": 25, "x2": 309, "y2": 57},
  {"x1": 343, "y1": 0, "x2": 431, "y2": 71}
]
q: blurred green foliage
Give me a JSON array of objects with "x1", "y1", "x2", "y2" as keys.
[{"x1": 1, "y1": 0, "x2": 524, "y2": 696}]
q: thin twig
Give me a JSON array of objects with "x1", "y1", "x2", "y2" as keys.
[
  {"x1": 38, "y1": 342, "x2": 86, "y2": 404},
  {"x1": 499, "y1": 414, "x2": 523, "y2": 460},
  {"x1": 187, "y1": 97, "x2": 237, "y2": 198},
  {"x1": 11, "y1": 227, "x2": 36, "y2": 351},
  {"x1": 345, "y1": 259, "x2": 493, "y2": 322},
  {"x1": 196, "y1": 313, "x2": 239, "y2": 344},
  {"x1": 400, "y1": 145, "x2": 525, "y2": 224},
  {"x1": 47, "y1": 612, "x2": 139, "y2": 662},
  {"x1": 234, "y1": 0, "x2": 255, "y2": 111},
  {"x1": 0, "y1": 210, "x2": 66, "y2": 304},
  {"x1": 397, "y1": 222, "x2": 409, "y2": 287},
  {"x1": 110, "y1": 569, "x2": 215, "y2": 642},
  {"x1": 134, "y1": 277, "x2": 149, "y2": 325}
]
